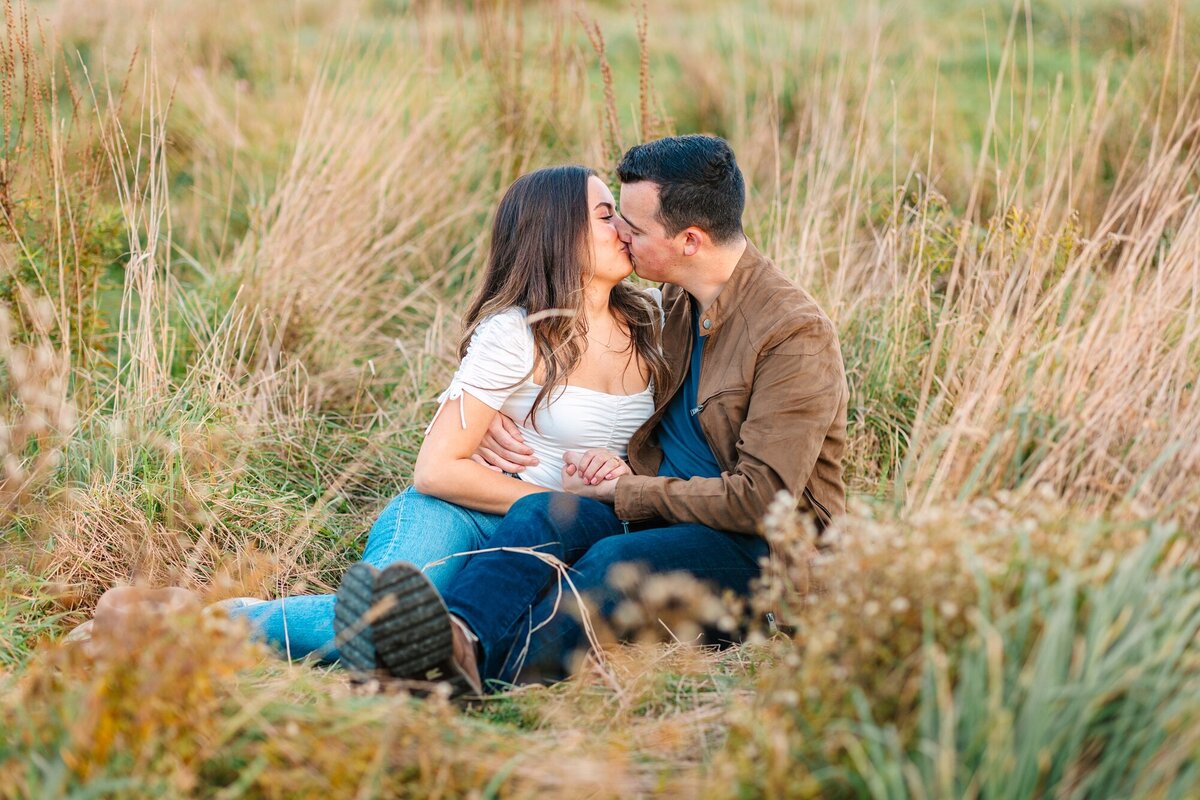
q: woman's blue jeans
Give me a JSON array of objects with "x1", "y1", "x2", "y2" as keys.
[{"x1": 227, "y1": 487, "x2": 502, "y2": 664}]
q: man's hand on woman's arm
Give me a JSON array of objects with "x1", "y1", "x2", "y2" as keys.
[{"x1": 472, "y1": 413, "x2": 539, "y2": 473}]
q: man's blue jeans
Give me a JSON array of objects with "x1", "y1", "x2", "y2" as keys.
[
  {"x1": 440, "y1": 492, "x2": 770, "y2": 686},
  {"x1": 227, "y1": 487, "x2": 502, "y2": 663}
]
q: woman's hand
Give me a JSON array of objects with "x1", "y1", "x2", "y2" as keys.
[
  {"x1": 563, "y1": 448, "x2": 630, "y2": 485},
  {"x1": 559, "y1": 450, "x2": 624, "y2": 501}
]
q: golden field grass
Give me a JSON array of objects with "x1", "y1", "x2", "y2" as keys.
[{"x1": 2, "y1": 0, "x2": 1200, "y2": 796}]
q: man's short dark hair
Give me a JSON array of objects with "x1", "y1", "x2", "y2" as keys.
[{"x1": 616, "y1": 134, "x2": 745, "y2": 244}]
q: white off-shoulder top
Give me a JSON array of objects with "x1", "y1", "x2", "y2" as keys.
[{"x1": 427, "y1": 306, "x2": 657, "y2": 490}]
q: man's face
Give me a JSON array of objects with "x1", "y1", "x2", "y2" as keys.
[{"x1": 616, "y1": 181, "x2": 678, "y2": 284}]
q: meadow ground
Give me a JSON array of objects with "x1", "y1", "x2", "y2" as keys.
[{"x1": 2, "y1": 0, "x2": 1200, "y2": 796}]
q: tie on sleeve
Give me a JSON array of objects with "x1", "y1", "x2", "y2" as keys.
[{"x1": 426, "y1": 308, "x2": 535, "y2": 433}]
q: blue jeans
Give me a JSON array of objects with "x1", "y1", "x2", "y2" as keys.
[
  {"x1": 440, "y1": 492, "x2": 770, "y2": 687},
  {"x1": 228, "y1": 487, "x2": 503, "y2": 663}
]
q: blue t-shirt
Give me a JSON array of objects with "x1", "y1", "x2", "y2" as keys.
[{"x1": 657, "y1": 310, "x2": 723, "y2": 480}]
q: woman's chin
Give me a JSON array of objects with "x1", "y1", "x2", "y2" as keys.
[{"x1": 595, "y1": 256, "x2": 634, "y2": 284}]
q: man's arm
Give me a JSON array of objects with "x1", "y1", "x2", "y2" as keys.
[{"x1": 613, "y1": 321, "x2": 846, "y2": 534}]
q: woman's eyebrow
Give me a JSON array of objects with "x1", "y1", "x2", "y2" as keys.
[{"x1": 593, "y1": 201, "x2": 614, "y2": 212}]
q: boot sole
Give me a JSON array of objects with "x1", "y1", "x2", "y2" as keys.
[
  {"x1": 372, "y1": 562, "x2": 480, "y2": 698},
  {"x1": 333, "y1": 561, "x2": 382, "y2": 673}
]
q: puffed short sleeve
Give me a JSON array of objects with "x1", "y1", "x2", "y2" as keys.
[{"x1": 426, "y1": 308, "x2": 534, "y2": 431}]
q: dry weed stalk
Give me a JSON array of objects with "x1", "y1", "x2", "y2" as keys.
[
  {"x1": 91, "y1": 50, "x2": 176, "y2": 416},
  {"x1": 476, "y1": 0, "x2": 527, "y2": 144},
  {"x1": 578, "y1": 11, "x2": 623, "y2": 168},
  {"x1": 0, "y1": 0, "x2": 54, "y2": 223},
  {"x1": 1, "y1": 0, "x2": 124, "y2": 370},
  {"x1": 632, "y1": 0, "x2": 669, "y2": 141},
  {"x1": 0, "y1": 298, "x2": 74, "y2": 530}
]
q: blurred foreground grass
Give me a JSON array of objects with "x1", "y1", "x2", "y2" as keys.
[{"x1": 2, "y1": 0, "x2": 1199, "y2": 796}]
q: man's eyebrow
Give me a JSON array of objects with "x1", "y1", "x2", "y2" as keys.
[{"x1": 619, "y1": 210, "x2": 645, "y2": 232}]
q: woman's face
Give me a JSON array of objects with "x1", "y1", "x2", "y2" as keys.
[{"x1": 586, "y1": 175, "x2": 633, "y2": 286}]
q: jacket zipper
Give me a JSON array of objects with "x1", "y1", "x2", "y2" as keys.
[
  {"x1": 690, "y1": 387, "x2": 743, "y2": 416},
  {"x1": 803, "y1": 485, "x2": 832, "y2": 524},
  {"x1": 691, "y1": 320, "x2": 730, "y2": 472}
]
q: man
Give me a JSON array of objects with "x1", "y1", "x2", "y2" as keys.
[{"x1": 334, "y1": 135, "x2": 847, "y2": 694}]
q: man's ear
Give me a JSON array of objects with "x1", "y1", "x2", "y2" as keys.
[{"x1": 680, "y1": 227, "x2": 704, "y2": 257}]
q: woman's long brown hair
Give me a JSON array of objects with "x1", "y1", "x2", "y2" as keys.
[{"x1": 460, "y1": 165, "x2": 668, "y2": 423}]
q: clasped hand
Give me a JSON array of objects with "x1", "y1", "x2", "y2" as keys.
[
  {"x1": 559, "y1": 448, "x2": 629, "y2": 502},
  {"x1": 470, "y1": 413, "x2": 627, "y2": 502}
]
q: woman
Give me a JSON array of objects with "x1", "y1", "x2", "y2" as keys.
[{"x1": 83, "y1": 165, "x2": 666, "y2": 664}]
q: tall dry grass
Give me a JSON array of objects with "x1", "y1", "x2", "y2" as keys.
[
  {"x1": 726, "y1": 2, "x2": 1200, "y2": 524},
  {"x1": 1, "y1": 0, "x2": 1199, "y2": 796}
]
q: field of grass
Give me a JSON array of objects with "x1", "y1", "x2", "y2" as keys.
[{"x1": 2, "y1": 0, "x2": 1199, "y2": 796}]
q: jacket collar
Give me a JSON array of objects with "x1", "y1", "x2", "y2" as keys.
[{"x1": 693, "y1": 238, "x2": 765, "y2": 336}]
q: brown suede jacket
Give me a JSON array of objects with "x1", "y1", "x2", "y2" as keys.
[{"x1": 615, "y1": 240, "x2": 848, "y2": 536}]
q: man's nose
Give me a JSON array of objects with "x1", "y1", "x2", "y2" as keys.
[{"x1": 613, "y1": 215, "x2": 631, "y2": 240}]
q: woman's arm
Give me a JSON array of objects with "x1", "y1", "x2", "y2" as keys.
[{"x1": 412, "y1": 391, "x2": 547, "y2": 515}]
